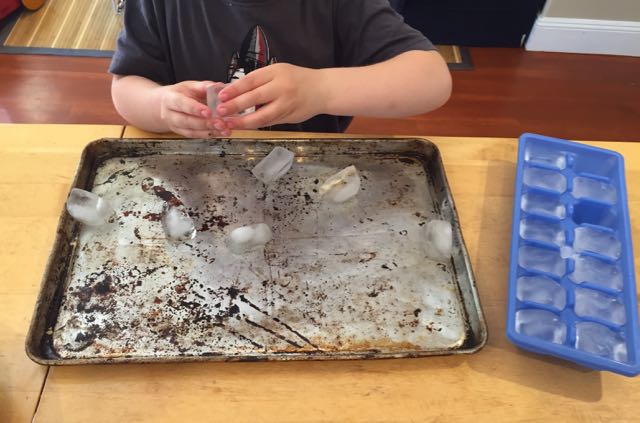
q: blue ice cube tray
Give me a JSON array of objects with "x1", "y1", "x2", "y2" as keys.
[{"x1": 507, "y1": 133, "x2": 639, "y2": 376}]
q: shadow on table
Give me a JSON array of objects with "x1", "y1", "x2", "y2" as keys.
[
  {"x1": 467, "y1": 158, "x2": 603, "y2": 403},
  {"x1": 470, "y1": 342, "x2": 602, "y2": 402}
]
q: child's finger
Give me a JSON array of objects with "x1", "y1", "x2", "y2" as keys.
[
  {"x1": 167, "y1": 93, "x2": 211, "y2": 118},
  {"x1": 217, "y1": 84, "x2": 275, "y2": 117},
  {"x1": 211, "y1": 118, "x2": 232, "y2": 132},
  {"x1": 185, "y1": 80, "x2": 217, "y2": 97},
  {"x1": 167, "y1": 111, "x2": 211, "y2": 131},
  {"x1": 219, "y1": 68, "x2": 273, "y2": 102},
  {"x1": 225, "y1": 103, "x2": 281, "y2": 130}
]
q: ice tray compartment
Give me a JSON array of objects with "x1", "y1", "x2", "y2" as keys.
[{"x1": 507, "y1": 133, "x2": 639, "y2": 376}]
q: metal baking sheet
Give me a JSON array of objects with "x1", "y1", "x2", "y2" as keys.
[{"x1": 26, "y1": 138, "x2": 487, "y2": 364}]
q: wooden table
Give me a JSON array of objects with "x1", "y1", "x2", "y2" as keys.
[{"x1": 1, "y1": 124, "x2": 639, "y2": 422}]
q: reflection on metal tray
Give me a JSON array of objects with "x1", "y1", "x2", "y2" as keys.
[{"x1": 26, "y1": 138, "x2": 487, "y2": 364}]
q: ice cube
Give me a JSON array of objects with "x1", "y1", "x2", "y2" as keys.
[
  {"x1": 206, "y1": 84, "x2": 225, "y2": 118},
  {"x1": 575, "y1": 322, "x2": 628, "y2": 362},
  {"x1": 574, "y1": 287, "x2": 626, "y2": 325},
  {"x1": 227, "y1": 223, "x2": 272, "y2": 254},
  {"x1": 66, "y1": 188, "x2": 116, "y2": 227},
  {"x1": 523, "y1": 167, "x2": 567, "y2": 193},
  {"x1": 521, "y1": 191, "x2": 565, "y2": 219},
  {"x1": 572, "y1": 176, "x2": 617, "y2": 204},
  {"x1": 559, "y1": 246, "x2": 574, "y2": 259},
  {"x1": 570, "y1": 255, "x2": 623, "y2": 291},
  {"x1": 251, "y1": 146, "x2": 295, "y2": 184},
  {"x1": 574, "y1": 226, "x2": 621, "y2": 259},
  {"x1": 515, "y1": 309, "x2": 566, "y2": 344},
  {"x1": 517, "y1": 276, "x2": 566, "y2": 309},
  {"x1": 319, "y1": 165, "x2": 361, "y2": 203},
  {"x1": 519, "y1": 218, "x2": 565, "y2": 246},
  {"x1": 424, "y1": 219, "x2": 453, "y2": 261},
  {"x1": 162, "y1": 205, "x2": 197, "y2": 241},
  {"x1": 524, "y1": 145, "x2": 566, "y2": 169},
  {"x1": 518, "y1": 245, "x2": 566, "y2": 277}
]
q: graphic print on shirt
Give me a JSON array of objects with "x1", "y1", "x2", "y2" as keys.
[{"x1": 227, "y1": 25, "x2": 277, "y2": 83}]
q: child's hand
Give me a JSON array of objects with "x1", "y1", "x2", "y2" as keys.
[
  {"x1": 217, "y1": 63, "x2": 326, "y2": 129},
  {"x1": 159, "y1": 81, "x2": 232, "y2": 138}
]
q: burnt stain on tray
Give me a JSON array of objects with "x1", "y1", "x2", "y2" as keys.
[
  {"x1": 58, "y1": 252, "x2": 326, "y2": 356},
  {"x1": 141, "y1": 177, "x2": 183, "y2": 207},
  {"x1": 97, "y1": 169, "x2": 137, "y2": 186},
  {"x1": 142, "y1": 213, "x2": 162, "y2": 222},
  {"x1": 188, "y1": 204, "x2": 230, "y2": 232}
]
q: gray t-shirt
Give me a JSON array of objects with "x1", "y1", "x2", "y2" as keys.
[{"x1": 109, "y1": 0, "x2": 435, "y2": 133}]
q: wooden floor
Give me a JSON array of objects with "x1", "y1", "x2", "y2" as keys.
[
  {"x1": 0, "y1": 48, "x2": 639, "y2": 141},
  {"x1": 5, "y1": 0, "x2": 122, "y2": 50}
]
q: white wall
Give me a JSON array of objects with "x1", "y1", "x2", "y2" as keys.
[
  {"x1": 526, "y1": 0, "x2": 640, "y2": 56},
  {"x1": 544, "y1": 0, "x2": 640, "y2": 22}
]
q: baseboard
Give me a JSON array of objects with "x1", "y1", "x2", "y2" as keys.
[{"x1": 525, "y1": 16, "x2": 640, "y2": 57}]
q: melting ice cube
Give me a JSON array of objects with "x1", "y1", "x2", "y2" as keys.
[
  {"x1": 574, "y1": 226, "x2": 621, "y2": 259},
  {"x1": 66, "y1": 188, "x2": 115, "y2": 227},
  {"x1": 523, "y1": 167, "x2": 567, "y2": 193},
  {"x1": 518, "y1": 245, "x2": 566, "y2": 276},
  {"x1": 518, "y1": 245, "x2": 566, "y2": 277},
  {"x1": 519, "y1": 217, "x2": 565, "y2": 246},
  {"x1": 319, "y1": 165, "x2": 361, "y2": 203},
  {"x1": 574, "y1": 287, "x2": 626, "y2": 325},
  {"x1": 570, "y1": 255, "x2": 623, "y2": 291},
  {"x1": 516, "y1": 275, "x2": 566, "y2": 309},
  {"x1": 206, "y1": 84, "x2": 225, "y2": 118},
  {"x1": 524, "y1": 145, "x2": 566, "y2": 169},
  {"x1": 162, "y1": 205, "x2": 196, "y2": 241},
  {"x1": 575, "y1": 322, "x2": 628, "y2": 362},
  {"x1": 515, "y1": 308, "x2": 566, "y2": 344},
  {"x1": 559, "y1": 246, "x2": 574, "y2": 259},
  {"x1": 572, "y1": 176, "x2": 617, "y2": 204},
  {"x1": 425, "y1": 219, "x2": 453, "y2": 261},
  {"x1": 252, "y1": 147, "x2": 295, "y2": 184},
  {"x1": 227, "y1": 223, "x2": 273, "y2": 254},
  {"x1": 521, "y1": 191, "x2": 565, "y2": 219}
]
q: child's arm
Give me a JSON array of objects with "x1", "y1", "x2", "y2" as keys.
[
  {"x1": 216, "y1": 50, "x2": 451, "y2": 130},
  {"x1": 111, "y1": 75, "x2": 231, "y2": 138}
]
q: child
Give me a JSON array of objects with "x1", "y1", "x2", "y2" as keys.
[{"x1": 110, "y1": 0, "x2": 452, "y2": 138}]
